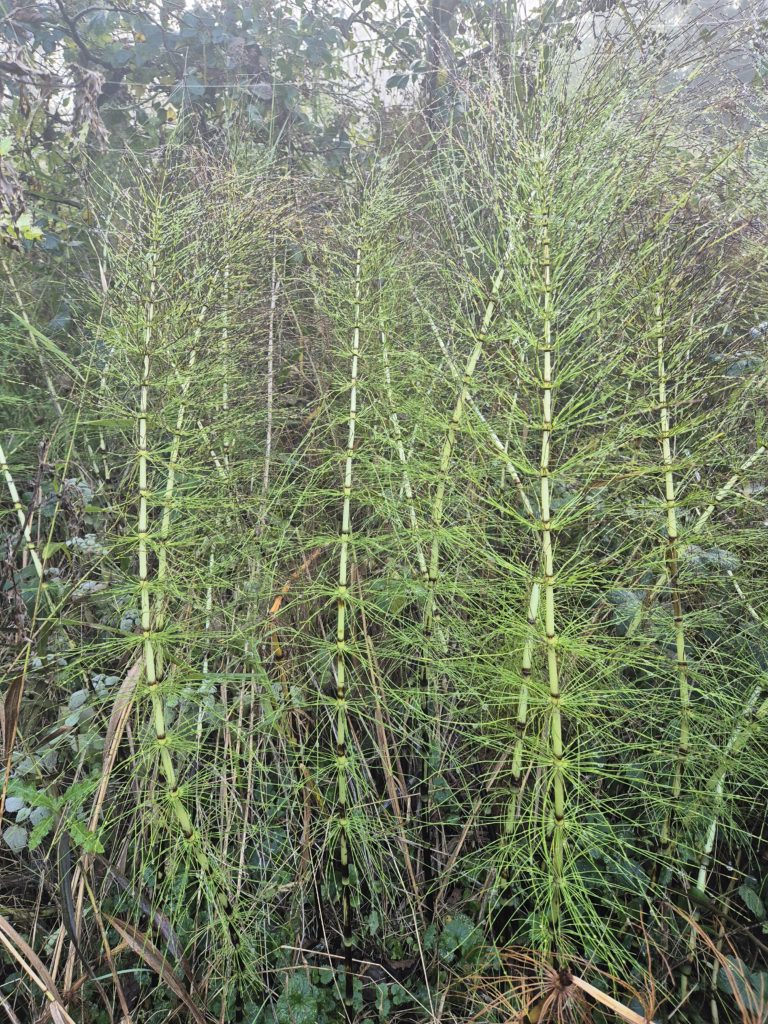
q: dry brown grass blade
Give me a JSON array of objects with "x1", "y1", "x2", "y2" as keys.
[
  {"x1": 569, "y1": 974, "x2": 657, "y2": 1024},
  {"x1": 105, "y1": 914, "x2": 206, "y2": 1024},
  {"x1": 39, "y1": 941, "x2": 132, "y2": 1024},
  {"x1": 0, "y1": 914, "x2": 78, "y2": 1024},
  {"x1": 0, "y1": 670, "x2": 25, "y2": 817},
  {"x1": 95, "y1": 854, "x2": 191, "y2": 976},
  {"x1": 671, "y1": 903, "x2": 766, "y2": 1023},
  {"x1": 91, "y1": 657, "x2": 142, "y2": 830},
  {"x1": 268, "y1": 545, "x2": 323, "y2": 656}
]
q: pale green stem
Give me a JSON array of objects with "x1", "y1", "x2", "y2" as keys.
[
  {"x1": 138, "y1": 248, "x2": 235, "y2": 946},
  {"x1": 1, "y1": 254, "x2": 64, "y2": 419},
  {"x1": 536, "y1": 200, "x2": 565, "y2": 941},
  {"x1": 262, "y1": 251, "x2": 279, "y2": 506},
  {"x1": 335, "y1": 241, "x2": 363, "y2": 1016},
  {"x1": 655, "y1": 298, "x2": 690, "y2": 878},
  {"x1": 626, "y1": 445, "x2": 765, "y2": 638},
  {"x1": 221, "y1": 262, "x2": 231, "y2": 470},
  {"x1": 380, "y1": 328, "x2": 428, "y2": 582},
  {"x1": 0, "y1": 441, "x2": 45, "y2": 581}
]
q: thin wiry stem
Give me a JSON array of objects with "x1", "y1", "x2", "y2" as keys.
[
  {"x1": 1, "y1": 254, "x2": 65, "y2": 420},
  {"x1": 262, "y1": 248, "x2": 279, "y2": 506},
  {"x1": 655, "y1": 296, "x2": 690, "y2": 882},
  {"x1": 380, "y1": 326, "x2": 428, "y2": 582},
  {"x1": 419, "y1": 240, "x2": 512, "y2": 914},
  {"x1": 136, "y1": 242, "x2": 238, "y2": 955},
  {"x1": 535, "y1": 189, "x2": 566, "y2": 946},
  {"x1": 334, "y1": 239, "x2": 362, "y2": 1018},
  {"x1": 0, "y1": 441, "x2": 45, "y2": 582}
]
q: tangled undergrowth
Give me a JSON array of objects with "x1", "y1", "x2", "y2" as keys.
[{"x1": 2, "y1": 7, "x2": 768, "y2": 1024}]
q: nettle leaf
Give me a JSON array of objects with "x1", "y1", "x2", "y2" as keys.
[
  {"x1": 68, "y1": 819, "x2": 104, "y2": 854},
  {"x1": 718, "y1": 955, "x2": 768, "y2": 1014},
  {"x1": 738, "y1": 883, "x2": 766, "y2": 920}
]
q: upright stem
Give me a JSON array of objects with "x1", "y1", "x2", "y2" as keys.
[
  {"x1": 334, "y1": 240, "x2": 362, "y2": 1018},
  {"x1": 380, "y1": 328, "x2": 428, "y2": 582},
  {"x1": 1, "y1": 254, "x2": 64, "y2": 420},
  {"x1": 536, "y1": 194, "x2": 565, "y2": 943},
  {"x1": 626, "y1": 444, "x2": 765, "y2": 638},
  {"x1": 0, "y1": 441, "x2": 45, "y2": 582},
  {"x1": 137, "y1": 246, "x2": 237, "y2": 949},
  {"x1": 655, "y1": 297, "x2": 690, "y2": 875},
  {"x1": 221, "y1": 263, "x2": 231, "y2": 470},
  {"x1": 421, "y1": 244, "x2": 511, "y2": 914},
  {"x1": 262, "y1": 250, "x2": 279, "y2": 507}
]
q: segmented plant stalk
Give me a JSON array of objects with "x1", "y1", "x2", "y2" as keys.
[
  {"x1": 420, "y1": 245, "x2": 511, "y2": 911},
  {"x1": 626, "y1": 445, "x2": 766, "y2": 638},
  {"x1": 415, "y1": 287, "x2": 534, "y2": 520},
  {"x1": 262, "y1": 250, "x2": 279, "y2": 505},
  {"x1": 334, "y1": 241, "x2": 362, "y2": 1017},
  {"x1": 425, "y1": 250, "x2": 510, "y2": 612},
  {"x1": 0, "y1": 441, "x2": 45, "y2": 582},
  {"x1": 511, "y1": 582, "x2": 541, "y2": 789},
  {"x1": 655, "y1": 297, "x2": 690, "y2": 871},
  {"x1": 416, "y1": 276, "x2": 541, "y2": 836},
  {"x1": 686, "y1": 660, "x2": 766, "y2": 978},
  {"x1": 221, "y1": 262, "x2": 231, "y2": 470},
  {"x1": 380, "y1": 328, "x2": 427, "y2": 582},
  {"x1": 535, "y1": 195, "x2": 566, "y2": 942},
  {"x1": 1, "y1": 254, "x2": 64, "y2": 420},
  {"x1": 136, "y1": 248, "x2": 237, "y2": 950},
  {"x1": 154, "y1": 319, "x2": 207, "y2": 672}
]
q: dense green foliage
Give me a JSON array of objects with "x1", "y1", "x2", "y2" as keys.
[{"x1": 2, "y1": 2, "x2": 768, "y2": 1023}]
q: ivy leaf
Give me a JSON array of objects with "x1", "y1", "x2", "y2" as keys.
[
  {"x1": 3, "y1": 824, "x2": 28, "y2": 852},
  {"x1": 275, "y1": 973, "x2": 317, "y2": 1024},
  {"x1": 386, "y1": 73, "x2": 411, "y2": 90}
]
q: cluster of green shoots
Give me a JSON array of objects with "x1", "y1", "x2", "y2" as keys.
[{"x1": 1, "y1": 10, "x2": 767, "y2": 1024}]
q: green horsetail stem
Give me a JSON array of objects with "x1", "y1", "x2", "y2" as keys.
[
  {"x1": 425, "y1": 247, "x2": 511, "y2": 609},
  {"x1": 154, "y1": 306, "x2": 210, "y2": 676},
  {"x1": 1, "y1": 254, "x2": 65, "y2": 421},
  {"x1": 511, "y1": 582, "x2": 541, "y2": 791},
  {"x1": 136, "y1": 248, "x2": 238, "y2": 951},
  {"x1": 414, "y1": 277, "x2": 543, "y2": 837},
  {"x1": 262, "y1": 249, "x2": 279, "y2": 505},
  {"x1": 535, "y1": 194, "x2": 566, "y2": 944},
  {"x1": 1, "y1": 441, "x2": 46, "y2": 583},
  {"x1": 684, "y1": 684, "x2": 767, "y2": 975},
  {"x1": 334, "y1": 241, "x2": 362, "y2": 1018},
  {"x1": 683, "y1": 578, "x2": 765, "y2": 979},
  {"x1": 654, "y1": 297, "x2": 691, "y2": 878},
  {"x1": 414, "y1": 286, "x2": 535, "y2": 521},
  {"x1": 380, "y1": 328, "x2": 428, "y2": 582},
  {"x1": 420, "y1": 242, "x2": 512, "y2": 913},
  {"x1": 625, "y1": 444, "x2": 766, "y2": 638},
  {"x1": 221, "y1": 262, "x2": 231, "y2": 470}
]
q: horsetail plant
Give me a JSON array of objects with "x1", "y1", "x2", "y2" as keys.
[
  {"x1": 654, "y1": 294, "x2": 691, "y2": 884},
  {"x1": 332, "y1": 235, "x2": 363, "y2": 1018},
  {"x1": 3, "y1": 15, "x2": 768, "y2": 1024},
  {"x1": 532, "y1": 176, "x2": 567, "y2": 946}
]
